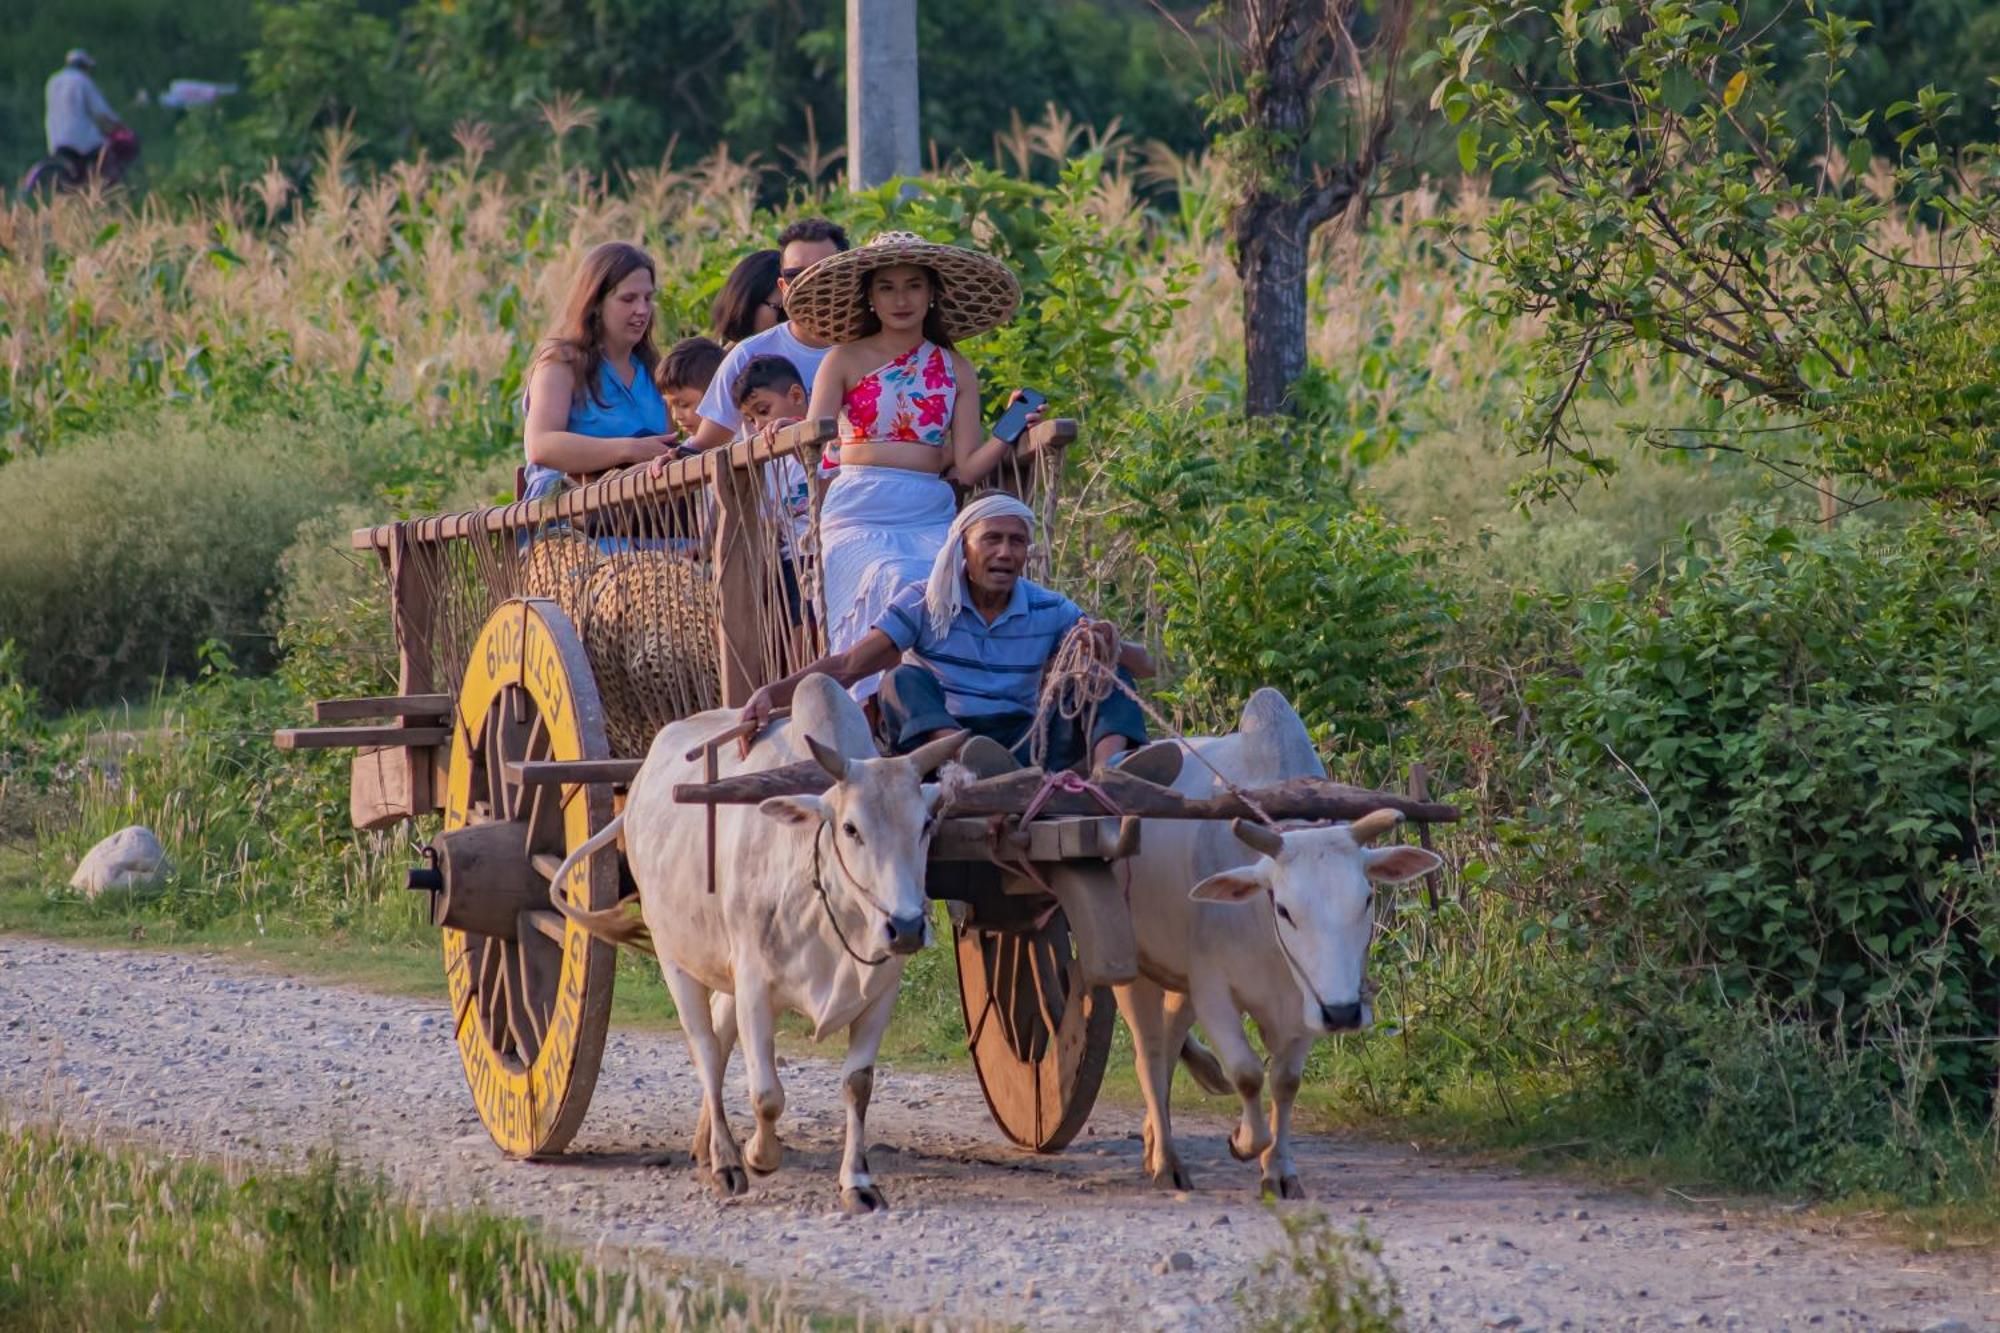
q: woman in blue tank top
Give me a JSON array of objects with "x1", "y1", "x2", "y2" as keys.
[{"x1": 521, "y1": 242, "x2": 676, "y2": 500}]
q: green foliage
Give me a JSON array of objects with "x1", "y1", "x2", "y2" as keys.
[
  {"x1": 1616, "y1": 997, "x2": 1996, "y2": 1199},
  {"x1": 1435, "y1": 0, "x2": 2000, "y2": 512},
  {"x1": 0, "y1": 1120, "x2": 826, "y2": 1330},
  {"x1": 0, "y1": 643, "x2": 83, "y2": 842},
  {"x1": 843, "y1": 155, "x2": 1195, "y2": 419},
  {"x1": 1548, "y1": 513, "x2": 2000, "y2": 1117},
  {"x1": 1239, "y1": 1214, "x2": 1406, "y2": 1333},
  {"x1": 0, "y1": 408, "x2": 424, "y2": 706},
  {"x1": 1151, "y1": 498, "x2": 1449, "y2": 744},
  {"x1": 1100, "y1": 412, "x2": 1453, "y2": 742},
  {"x1": 26, "y1": 657, "x2": 412, "y2": 935},
  {"x1": 88, "y1": 0, "x2": 1207, "y2": 189}
]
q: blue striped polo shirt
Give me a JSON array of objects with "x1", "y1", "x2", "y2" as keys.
[{"x1": 874, "y1": 578, "x2": 1086, "y2": 719}]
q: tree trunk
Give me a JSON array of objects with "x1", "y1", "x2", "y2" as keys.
[
  {"x1": 1223, "y1": 0, "x2": 1398, "y2": 417},
  {"x1": 1229, "y1": 2, "x2": 1339, "y2": 418},
  {"x1": 1238, "y1": 199, "x2": 1312, "y2": 417}
]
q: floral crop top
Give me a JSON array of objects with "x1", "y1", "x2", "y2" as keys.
[{"x1": 841, "y1": 340, "x2": 957, "y2": 447}]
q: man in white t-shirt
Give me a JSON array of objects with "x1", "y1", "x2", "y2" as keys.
[
  {"x1": 684, "y1": 218, "x2": 849, "y2": 452},
  {"x1": 45, "y1": 49, "x2": 123, "y2": 162}
]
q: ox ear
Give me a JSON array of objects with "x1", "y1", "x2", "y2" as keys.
[
  {"x1": 1190, "y1": 860, "x2": 1272, "y2": 904},
  {"x1": 759, "y1": 793, "x2": 829, "y2": 826},
  {"x1": 1362, "y1": 845, "x2": 1442, "y2": 884}
]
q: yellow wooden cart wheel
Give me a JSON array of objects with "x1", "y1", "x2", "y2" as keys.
[{"x1": 438, "y1": 598, "x2": 620, "y2": 1157}]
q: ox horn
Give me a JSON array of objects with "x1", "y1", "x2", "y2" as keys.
[
  {"x1": 904, "y1": 729, "x2": 972, "y2": 778},
  {"x1": 805, "y1": 733, "x2": 852, "y2": 783},
  {"x1": 1232, "y1": 818, "x2": 1286, "y2": 859},
  {"x1": 1347, "y1": 808, "x2": 1405, "y2": 846}
]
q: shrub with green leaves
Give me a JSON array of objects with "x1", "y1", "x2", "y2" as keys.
[
  {"x1": 1148, "y1": 499, "x2": 1451, "y2": 745},
  {"x1": 1549, "y1": 513, "x2": 2000, "y2": 1116},
  {"x1": 1100, "y1": 414, "x2": 1453, "y2": 743},
  {"x1": 0, "y1": 407, "x2": 424, "y2": 706}
]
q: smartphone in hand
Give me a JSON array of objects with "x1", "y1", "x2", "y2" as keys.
[{"x1": 991, "y1": 389, "x2": 1047, "y2": 445}]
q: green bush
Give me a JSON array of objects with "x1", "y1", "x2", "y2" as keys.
[
  {"x1": 1618, "y1": 997, "x2": 1993, "y2": 1200},
  {"x1": 1550, "y1": 513, "x2": 2000, "y2": 1120},
  {"x1": 24, "y1": 651, "x2": 420, "y2": 938},
  {"x1": 0, "y1": 407, "x2": 422, "y2": 706},
  {"x1": 1098, "y1": 414, "x2": 1454, "y2": 742}
]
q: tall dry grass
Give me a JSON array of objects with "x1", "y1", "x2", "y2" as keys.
[{"x1": 0, "y1": 115, "x2": 1538, "y2": 463}]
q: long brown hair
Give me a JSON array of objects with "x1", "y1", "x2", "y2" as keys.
[
  {"x1": 534, "y1": 242, "x2": 661, "y2": 407},
  {"x1": 853, "y1": 263, "x2": 956, "y2": 350}
]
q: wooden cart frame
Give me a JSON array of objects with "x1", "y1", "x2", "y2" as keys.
[{"x1": 277, "y1": 420, "x2": 1455, "y2": 1158}]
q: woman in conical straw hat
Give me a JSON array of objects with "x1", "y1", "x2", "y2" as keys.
[{"x1": 784, "y1": 229, "x2": 1040, "y2": 699}]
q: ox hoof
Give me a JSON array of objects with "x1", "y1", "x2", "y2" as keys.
[
  {"x1": 1151, "y1": 1163, "x2": 1194, "y2": 1192},
  {"x1": 746, "y1": 1141, "x2": 784, "y2": 1177},
  {"x1": 1227, "y1": 1127, "x2": 1265, "y2": 1163},
  {"x1": 710, "y1": 1166, "x2": 749, "y2": 1198},
  {"x1": 1261, "y1": 1174, "x2": 1306, "y2": 1201},
  {"x1": 840, "y1": 1185, "x2": 888, "y2": 1215}
]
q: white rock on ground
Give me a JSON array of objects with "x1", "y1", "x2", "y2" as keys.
[{"x1": 68, "y1": 826, "x2": 171, "y2": 898}]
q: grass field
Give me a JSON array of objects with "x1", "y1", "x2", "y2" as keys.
[{"x1": 0, "y1": 1116, "x2": 873, "y2": 1331}]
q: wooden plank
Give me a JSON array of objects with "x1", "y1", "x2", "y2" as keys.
[
  {"x1": 350, "y1": 418, "x2": 839, "y2": 551},
  {"x1": 711, "y1": 457, "x2": 767, "y2": 707},
  {"x1": 929, "y1": 817, "x2": 1027, "y2": 862},
  {"x1": 1019, "y1": 418, "x2": 1079, "y2": 455},
  {"x1": 275, "y1": 726, "x2": 448, "y2": 752},
  {"x1": 510, "y1": 759, "x2": 646, "y2": 787},
  {"x1": 523, "y1": 909, "x2": 567, "y2": 944},
  {"x1": 312, "y1": 693, "x2": 453, "y2": 722},
  {"x1": 350, "y1": 745, "x2": 412, "y2": 830},
  {"x1": 388, "y1": 526, "x2": 441, "y2": 815}
]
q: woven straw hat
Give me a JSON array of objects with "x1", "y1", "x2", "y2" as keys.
[{"x1": 783, "y1": 230, "x2": 1021, "y2": 345}]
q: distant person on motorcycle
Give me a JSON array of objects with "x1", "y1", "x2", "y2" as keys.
[{"x1": 44, "y1": 49, "x2": 126, "y2": 180}]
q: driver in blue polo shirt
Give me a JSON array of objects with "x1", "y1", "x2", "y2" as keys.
[{"x1": 739, "y1": 494, "x2": 1181, "y2": 782}]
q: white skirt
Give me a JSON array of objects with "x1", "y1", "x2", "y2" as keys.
[{"x1": 818, "y1": 466, "x2": 955, "y2": 699}]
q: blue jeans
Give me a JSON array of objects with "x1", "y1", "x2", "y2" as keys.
[{"x1": 874, "y1": 662, "x2": 1148, "y2": 772}]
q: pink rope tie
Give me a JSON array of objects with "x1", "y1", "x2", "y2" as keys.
[{"x1": 1019, "y1": 768, "x2": 1119, "y2": 826}]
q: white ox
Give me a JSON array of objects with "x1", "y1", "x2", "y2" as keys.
[
  {"x1": 556, "y1": 674, "x2": 965, "y2": 1212},
  {"x1": 1116, "y1": 688, "x2": 1440, "y2": 1198}
]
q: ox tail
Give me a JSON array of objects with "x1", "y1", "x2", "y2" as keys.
[
  {"x1": 546, "y1": 813, "x2": 655, "y2": 955},
  {"x1": 1179, "y1": 1032, "x2": 1233, "y2": 1096}
]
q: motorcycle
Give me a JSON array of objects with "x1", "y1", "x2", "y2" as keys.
[{"x1": 20, "y1": 127, "x2": 140, "y2": 197}]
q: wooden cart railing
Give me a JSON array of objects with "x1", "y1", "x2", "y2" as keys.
[{"x1": 281, "y1": 416, "x2": 1078, "y2": 826}]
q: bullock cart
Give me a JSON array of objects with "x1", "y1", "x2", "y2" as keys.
[{"x1": 276, "y1": 420, "x2": 1458, "y2": 1160}]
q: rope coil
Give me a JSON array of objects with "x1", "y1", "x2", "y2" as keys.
[{"x1": 1026, "y1": 624, "x2": 1280, "y2": 829}]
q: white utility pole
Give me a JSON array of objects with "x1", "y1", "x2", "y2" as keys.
[{"x1": 846, "y1": 0, "x2": 921, "y2": 189}]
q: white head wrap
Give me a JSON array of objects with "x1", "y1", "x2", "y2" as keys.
[{"x1": 924, "y1": 494, "x2": 1038, "y2": 639}]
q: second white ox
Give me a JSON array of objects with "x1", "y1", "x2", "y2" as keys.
[
  {"x1": 556, "y1": 674, "x2": 965, "y2": 1213},
  {"x1": 1117, "y1": 688, "x2": 1440, "y2": 1199}
]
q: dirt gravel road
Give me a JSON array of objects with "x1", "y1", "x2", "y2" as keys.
[{"x1": 2, "y1": 937, "x2": 1993, "y2": 1331}]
